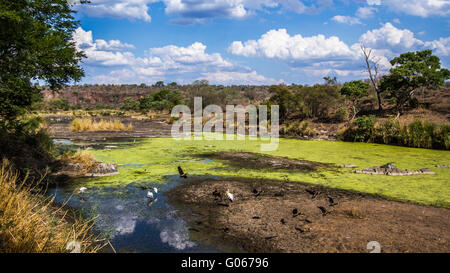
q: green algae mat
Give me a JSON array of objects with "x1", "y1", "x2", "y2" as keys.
[{"x1": 79, "y1": 137, "x2": 450, "y2": 208}]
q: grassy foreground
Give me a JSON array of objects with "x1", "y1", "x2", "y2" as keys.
[
  {"x1": 71, "y1": 136, "x2": 450, "y2": 208},
  {"x1": 0, "y1": 159, "x2": 102, "y2": 253}
]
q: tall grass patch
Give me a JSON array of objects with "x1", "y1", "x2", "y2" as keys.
[
  {"x1": 71, "y1": 118, "x2": 132, "y2": 132},
  {"x1": 0, "y1": 159, "x2": 103, "y2": 253}
]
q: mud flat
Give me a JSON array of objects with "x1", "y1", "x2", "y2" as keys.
[
  {"x1": 45, "y1": 115, "x2": 172, "y2": 140},
  {"x1": 167, "y1": 178, "x2": 450, "y2": 253}
]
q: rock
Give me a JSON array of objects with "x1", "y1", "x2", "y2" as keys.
[
  {"x1": 52, "y1": 162, "x2": 119, "y2": 178},
  {"x1": 85, "y1": 163, "x2": 119, "y2": 177},
  {"x1": 436, "y1": 164, "x2": 450, "y2": 168},
  {"x1": 354, "y1": 163, "x2": 435, "y2": 176},
  {"x1": 339, "y1": 164, "x2": 358, "y2": 168}
]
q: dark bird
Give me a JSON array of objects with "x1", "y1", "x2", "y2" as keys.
[
  {"x1": 252, "y1": 216, "x2": 261, "y2": 219},
  {"x1": 318, "y1": 206, "x2": 328, "y2": 216},
  {"x1": 188, "y1": 228, "x2": 200, "y2": 232},
  {"x1": 327, "y1": 196, "x2": 338, "y2": 206},
  {"x1": 292, "y1": 208, "x2": 298, "y2": 215},
  {"x1": 178, "y1": 166, "x2": 188, "y2": 178},
  {"x1": 305, "y1": 188, "x2": 320, "y2": 199},
  {"x1": 280, "y1": 218, "x2": 286, "y2": 224},
  {"x1": 212, "y1": 189, "x2": 221, "y2": 198},
  {"x1": 252, "y1": 188, "x2": 258, "y2": 194}
]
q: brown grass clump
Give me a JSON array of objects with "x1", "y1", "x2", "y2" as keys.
[
  {"x1": 0, "y1": 159, "x2": 104, "y2": 253},
  {"x1": 60, "y1": 150, "x2": 98, "y2": 174},
  {"x1": 70, "y1": 118, "x2": 132, "y2": 132}
]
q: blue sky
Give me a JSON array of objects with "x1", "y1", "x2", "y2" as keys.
[{"x1": 71, "y1": 0, "x2": 450, "y2": 86}]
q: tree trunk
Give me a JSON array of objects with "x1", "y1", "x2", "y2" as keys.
[{"x1": 376, "y1": 89, "x2": 383, "y2": 111}]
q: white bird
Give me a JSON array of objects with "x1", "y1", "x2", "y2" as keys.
[
  {"x1": 147, "y1": 191, "x2": 154, "y2": 199},
  {"x1": 225, "y1": 189, "x2": 234, "y2": 203},
  {"x1": 153, "y1": 187, "x2": 158, "y2": 194},
  {"x1": 77, "y1": 187, "x2": 87, "y2": 195}
]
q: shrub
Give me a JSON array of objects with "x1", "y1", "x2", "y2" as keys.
[
  {"x1": 334, "y1": 108, "x2": 348, "y2": 122},
  {"x1": 404, "y1": 120, "x2": 435, "y2": 149},
  {"x1": 49, "y1": 98, "x2": 70, "y2": 111},
  {"x1": 121, "y1": 98, "x2": 140, "y2": 111},
  {"x1": 353, "y1": 115, "x2": 377, "y2": 142},
  {"x1": 377, "y1": 118, "x2": 401, "y2": 144}
]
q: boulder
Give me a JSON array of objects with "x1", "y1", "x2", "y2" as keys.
[{"x1": 354, "y1": 163, "x2": 435, "y2": 176}]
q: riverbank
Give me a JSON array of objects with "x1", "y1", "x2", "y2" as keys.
[
  {"x1": 167, "y1": 177, "x2": 450, "y2": 253},
  {"x1": 0, "y1": 159, "x2": 102, "y2": 253}
]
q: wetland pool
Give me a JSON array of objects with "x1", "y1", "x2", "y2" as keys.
[{"x1": 49, "y1": 137, "x2": 450, "y2": 252}]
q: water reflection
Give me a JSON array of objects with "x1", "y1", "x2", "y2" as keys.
[{"x1": 48, "y1": 181, "x2": 218, "y2": 253}]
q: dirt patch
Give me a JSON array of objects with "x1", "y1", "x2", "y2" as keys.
[
  {"x1": 198, "y1": 152, "x2": 333, "y2": 172},
  {"x1": 167, "y1": 178, "x2": 450, "y2": 253}
]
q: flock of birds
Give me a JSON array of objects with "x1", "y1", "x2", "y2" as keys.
[{"x1": 75, "y1": 165, "x2": 235, "y2": 203}]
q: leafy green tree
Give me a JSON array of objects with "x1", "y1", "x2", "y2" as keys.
[
  {"x1": 266, "y1": 85, "x2": 295, "y2": 123},
  {"x1": 340, "y1": 80, "x2": 370, "y2": 120},
  {"x1": 0, "y1": 0, "x2": 86, "y2": 127},
  {"x1": 154, "y1": 81, "x2": 165, "y2": 87},
  {"x1": 380, "y1": 50, "x2": 450, "y2": 115}
]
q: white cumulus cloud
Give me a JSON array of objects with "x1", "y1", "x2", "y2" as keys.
[
  {"x1": 359, "y1": 22, "x2": 424, "y2": 53},
  {"x1": 229, "y1": 28, "x2": 355, "y2": 62},
  {"x1": 332, "y1": 15, "x2": 362, "y2": 25},
  {"x1": 367, "y1": 0, "x2": 450, "y2": 17}
]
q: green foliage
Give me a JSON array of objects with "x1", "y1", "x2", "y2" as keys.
[
  {"x1": 340, "y1": 81, "x2": 369, "y2": 100},
  {"x1": 354, "y1": 115, "x2": 377, "y2": 142},
  {"x1": 49, "y1": 98, "x2": 70, "y2": 111},
  {"x1": 334, "y1": 108, "x2": 348, "y2": 122},
  {"x1": 263, "y1": 84, "x2": 340, "y2": 123},
  {"x1": 188, "y1": 85, "x2": 245, "y2": 109},
  {"x1": 0, "y1": 0, "x2": 85, "y2": 124},
  {"x1": 266, "y1": 85, "x2": 295, "y2": 123},
  {"x1": 380, "y1": 50, "x2": 450, "y2": 113},
  {"x1": 121, "y1": 89, "x2": 184, "y2": 112},
  {"x1": 280, "y1": 121, "x2": 310, "y2": 136},
  {"x1": 341, "y1": 118, "x2": 449, "y2": 150},
  {"x1": 121, "y1": 98, "x2": 140, "y2": 111},
  {"x1": 153, "y1": 81, "x2": 164, "y2": 87},
  {"x1": 404, "y1": 120, "x2": 435, "y2": 149},
  {"x1": 340, "y1": 80, "x2": 370, "y2": 119},
  {"x1": 377, "y1": 118, "x2": 401, "y2": 144},
  {"x1": 294, "y1": 84, "x2": 340, "y2": 119},
  {"x1": 341, "y1": 115, "x2": 377, "y2": 142}
]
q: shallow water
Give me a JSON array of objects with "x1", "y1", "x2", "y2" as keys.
[{"x1": 49, "y1": 137, "x2": 450, "y2": 253}]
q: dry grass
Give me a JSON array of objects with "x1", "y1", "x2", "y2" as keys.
[
  {"x1": 60, "y1": 150, "x2": 98, "y2": 174},
  {"x1": 70, "y1": 118, "x2": 132, "y2": 132},
  {"x1": 0, "y1": 159, "x2": 104, "y2": 253}
]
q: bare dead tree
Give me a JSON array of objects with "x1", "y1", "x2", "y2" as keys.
[{"x1": 361, "y1": 44, "x2": 383, "y2": 111}]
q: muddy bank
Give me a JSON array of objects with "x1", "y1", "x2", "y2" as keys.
[
  {"x1": 45, "y1": 115, "x2": 172, "y2": 140},
  {"x1": 167, "y1": 178, "x2": 450, "y2": 253},
  {"x1": 198, "y1": 152, "x2": 333, "y2": 172}
]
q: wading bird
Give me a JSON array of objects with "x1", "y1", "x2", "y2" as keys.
[
  {"x1": 178, "y1": 166, "x2": 188, "y2": 178},
  {"x1": 77, "y1": 187, "x2": 87, "y2": 195},
  {"x1": 147, "y1": 191, "x2": 154, "y2": 199},
  {"x1": 225, "y1": 189, "x2": 234, "y2": 203},
  {"x1": 153, "y1": 187, "x2": 158, "y2": 194}
]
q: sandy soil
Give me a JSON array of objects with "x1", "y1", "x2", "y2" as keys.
[{"x1": 168, "y1": 177, "x2": 450, "y2": 253}]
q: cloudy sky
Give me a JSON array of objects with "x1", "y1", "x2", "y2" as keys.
[{"x1": 72, "y1": 0, "x2": 450, "y2": 86}]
